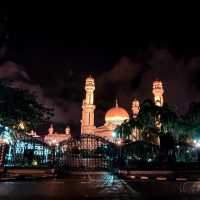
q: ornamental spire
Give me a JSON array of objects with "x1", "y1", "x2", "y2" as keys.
[{"x1": 115, "y1": 99, "x2": 118, "y2": 107}]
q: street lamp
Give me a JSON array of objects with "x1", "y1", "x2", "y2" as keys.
[
  {"x1": 196, "y1": 142, "x2": 200, "y2": 148},
  {"x1": 194, "y1": 139, "x2": 200, "y2": 148},
  {"x1": 193, "y1": 139, "x2": 200, "y2": 162},
  {"x1": 112, "y1": 131, "x2": 116, "y2": 138},
  {"x1": 18, "y1": 121, "x2": 25, "y2": 130},
  {"x1": 117, "y1": 139, "x2": 122, "y2": 146}
]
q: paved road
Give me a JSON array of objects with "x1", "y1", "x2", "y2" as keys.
[
  {"x1": 0, "y1": 172, "x2": 140, "y2": 200},
  {"x1": 1, "y1": 172, "x2": 200, "y2": 199}
]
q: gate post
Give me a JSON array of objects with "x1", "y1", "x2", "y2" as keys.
[
  {"x1": 0, "y1": 140, "x2": 6, "y2": 168},
  {"x1": 116, "y1": 139, "x2": 123, "y2": 169},
  {"x1": 50, "y1": 145, "x2": 56, "y2": 168}
]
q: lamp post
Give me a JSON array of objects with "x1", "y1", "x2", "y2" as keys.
[
  {"x1": 117, "y1": 138, "x2": 122, "y2": 168},
  {"x1": 194, "y1": 140, "x2": 200, "y2": 162}
]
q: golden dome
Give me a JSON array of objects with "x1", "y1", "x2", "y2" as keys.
[{"x1": 105, "y1": 100, "x2": 129, "y2": 125}]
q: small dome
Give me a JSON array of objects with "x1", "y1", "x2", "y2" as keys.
[{"x1": 105, "y1": 100, "x2": 129, "y2": 125}]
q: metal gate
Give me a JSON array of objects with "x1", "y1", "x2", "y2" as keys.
[
  {"x1": 122, "y1": 141, "x2": 159, "y2": 169},
  {"x1": 58, "y1": 134, "x2": 117, "y2": 170}
]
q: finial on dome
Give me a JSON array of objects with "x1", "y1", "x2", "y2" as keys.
[
  {"x1": 87, "y1": 74, "x2": 93, "y2": 79},
  {"x1": 115, "y1": 99, "x2": 118, "y2": 107}
]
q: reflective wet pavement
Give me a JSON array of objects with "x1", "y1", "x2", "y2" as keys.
[{"x1": 1, "y1": 172, "x2": 200, "y2": 199}]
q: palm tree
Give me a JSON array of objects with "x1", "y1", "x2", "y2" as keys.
[
  {"x1": 137, "y1": 99, "x2": 156, "y2": 132},
  {"x1": 159, "y1": 104, "x2": 177, "y2": 135},
  {"x1": 178, "y1": 102, "x2": 200, "y2": 161}
]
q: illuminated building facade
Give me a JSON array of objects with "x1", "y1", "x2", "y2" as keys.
[
  {"x1": 0, "y1": 126, "x2": 52, "y2": 167},
  {"x1": 44, "y1": 124, "x2": 70, "y2": 146},
  {"x1": 152, "y1": 79, "x2": 164, "y2": 129},
  {"x1": 81, "y1": 76, "x2": 130, "y2": 141},
  {"x1": 152, "y1": 79, "x2": 164, "y2": 107},
  {"x1": 5, "y1": 139, "x2": 52, "y2": 167},
  {"x1": 81, "y1": 76, "x2": 165, "y2": 142},
  {"x1": 95, "y1": 100, "x2": 129, "y2": 140}
]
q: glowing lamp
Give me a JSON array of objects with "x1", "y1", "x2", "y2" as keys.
[
  {"x1": 52, "y1": 139, "x2": 57, "y2": 144},
  {"x1": 18, "y1": 121, "x2": 25, "y2": 130},
  {"x1": 112, "y1": 131, "x2": 116, "y2": 138},
  {"x1": 196, "y1": 142, "x2": 200, "y2": 148},
  {"x1": 117, "y1": 139, "x2": 122, "y2": 145}
]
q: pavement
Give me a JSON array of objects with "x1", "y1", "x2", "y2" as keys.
[
  {"x1": 0, "y1": 168, "x2": 54, "y2": 182},
  {"x1": 1, "y1": 171, "x2": 200, "y2": 199},
  {"x1": 118, "y1": 169, "x2": 200, "y2": 181},
  {"x1": 0, "y1": 172, "x2": 141, "y2": 200}
]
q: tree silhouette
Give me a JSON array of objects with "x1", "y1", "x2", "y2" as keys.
[{"x1": 0, "y1": 80, "x2": 53, "y2": 137}]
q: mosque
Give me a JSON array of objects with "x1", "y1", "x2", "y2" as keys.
[
  {"x1": 43, "y1": 75, "x2": 164, "y2": 145},
  {"x1": 44, "y1": 125, "x2": 71, "y2": 146},
  {"x1": 81, "y1": 75, "x2": 164, "y2": 141},
  {"x1": 0, "y1": 76, "x2": 164, "y2": 165}
]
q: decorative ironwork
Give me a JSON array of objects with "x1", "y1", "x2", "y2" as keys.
[
  {"x1": 58, "y1": 134, "x2": 117, "y2": 170},
  {"x1": 122, "y1": 141, "x2": 159, "y2": 169}
]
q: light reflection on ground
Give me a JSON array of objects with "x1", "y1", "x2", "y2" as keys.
[{"x1": 1, "y1": 172, "x2": 200, "y2": 199}]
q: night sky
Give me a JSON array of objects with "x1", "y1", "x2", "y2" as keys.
[{"x1": 1, "y1": 8, "x2": 200, "y2": 134}]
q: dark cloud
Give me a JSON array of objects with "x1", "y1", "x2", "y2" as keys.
[
  {"x1": 96, "y1": 48, "x2": 200, "y2": 119},
  {"x1": 0, "y1": 61, "x2": 29, "y2": 80},
  {"x1": 1, "y1": 48, "x2": 200, "y2": 133},
  {"x1": 0, "y1": 61, "x2": 79, "y2": 129}
]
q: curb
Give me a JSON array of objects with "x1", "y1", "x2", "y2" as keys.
[
  {"x1": 124, "y1": 174, "x2": 200, "y2": 182},
  {"x1": 118, "y1": 170, "x2": 200, "y2": 182},
  {"x1": 0, "y1": 174, "x2": 54, "y2": 182}
]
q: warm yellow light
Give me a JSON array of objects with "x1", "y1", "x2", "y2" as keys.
[
  {"x1": 106, "y1": 116, "x2": 128, "y2": 121},
  {"x1": 117, "y1": 139, "x2": 122, "y2": 145},
  {"x1": 152, "y1": 79, "x2": 164, "y2": 107},
  {"x1": 32, "y1": 159, "x2": 38, "y2": 166},
  {"x1": 18, "y1": 121, "x2": 25, "y2": 130}
]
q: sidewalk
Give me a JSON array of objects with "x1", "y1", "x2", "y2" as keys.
[
  {"x1": 0, "y1": 168, "x2": 55, "y2": 182},
  {"x1": 118, "y1": 169, "x2": 200, "y2": 182}
]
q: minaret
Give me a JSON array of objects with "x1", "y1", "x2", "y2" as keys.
[
  {"x1": 152, "y1": 79, "x2": 164, "y2": 130},
  {"x1": 81, "y1": 75, "x2": 96, "y2": 134},
  {"x1": 152, "y1": 79, "x2": 164, "y2": 107},
  {"x1": 132, "y1": 98, "x2": 140, "y2": 118}
]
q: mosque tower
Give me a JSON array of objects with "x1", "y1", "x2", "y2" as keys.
[
  {"x1": 152, "y1": 79, "x2": 164, "y2": 107},
  {"x1": 132, "y1": 98, "x2": 140, "y2": 118},
  {"x1": 152, "y1": 79, "x2": 164, "y2": 130},
  {"x1": 81, "y1": 75, "x2": 96, "y2": 134}
]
